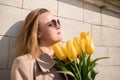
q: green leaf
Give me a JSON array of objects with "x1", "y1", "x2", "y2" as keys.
[
  {"x1": 90, "y1": 57, "x2": 109, "y2": 67},
  {"x1": 87, "y1": 55, "x2": 91, "y2": 67},
  {"x1": 88, "y1": 57, "x2": 109, "y2": 73},
  {"x1": 69, "y1": 63, "x2": 77, "y2": 73},
  {"x1": 57, "y1": 71, "x2": 76, "y2": 79},
  {"x1": 87, "y1": 72, "x2": 93, "y2": 80},
  {"x1": 88, "y1": 63, "x2": 97, "y2": 72},
  {"x1": 91, "y1": 68, "x2": 98, "y2": 80}
]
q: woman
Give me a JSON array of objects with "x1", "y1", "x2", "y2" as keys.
[{"x1": 11, "y1": 8, "x2": 65, "y2": 80}]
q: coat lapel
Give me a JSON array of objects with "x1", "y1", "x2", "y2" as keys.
[{"x1": 36, "y1": 54, "x2": 56, "y2": 73}]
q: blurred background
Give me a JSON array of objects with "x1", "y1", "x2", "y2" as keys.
[{"x1": 0, "y1": 0, "x2": 120, "y2": 80}]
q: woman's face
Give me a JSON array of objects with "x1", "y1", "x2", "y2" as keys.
[{"x1": 38, "y1": 12, "x2": 62, "y2": 45}]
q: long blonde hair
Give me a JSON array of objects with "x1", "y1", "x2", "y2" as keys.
[{"x1": 15, "y1": 8, "x2": 49, "y2": 58}]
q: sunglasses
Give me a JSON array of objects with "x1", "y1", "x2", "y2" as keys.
[{"x1": 47, "y1": 19, "x2": 60, "y2": 27}]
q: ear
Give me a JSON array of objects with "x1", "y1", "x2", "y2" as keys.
[{"x1": 37, "y1": 32, "x2": 42, "y2": 39}]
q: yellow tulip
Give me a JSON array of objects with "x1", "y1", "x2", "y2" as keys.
[
  {"x1": 79, "y1": 38, "x2": 85, "y2": 55},
  {"x1": 73, "y1": 37, "x2": 85, "y2": 56},
  {"x1": 62, "y1": 47, "x2": 68, "y2": 58},
  {"x1": 80, "y1": 32, "x2": 95, "y2": 55},
  {"x1": 73, "y1": 37, "x2": 81, "y2": 55},
  {"x1": 66, "y1": 40, "x2": 77, "y2": 61},
  {"x1": 80, "y1": 32, "x2": 89, "y2": 39},
  {"x1": 85, "y1": 37, "x2": 95, "y2": 55},
  {"x1": 53, "y1": 43, "x2": 66, "y2": 60},
  {"x1": 80, "y1": 32, "x2": 89, "y2": 47}
]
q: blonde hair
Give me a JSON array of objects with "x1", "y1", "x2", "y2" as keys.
[{"x1": 15, "y1": 8, "x2": 49, "y2": 58}]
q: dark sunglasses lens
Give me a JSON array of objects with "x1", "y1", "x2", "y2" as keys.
[
  {"x1": 51, "y1": 19, "x2": 60, "y2": 27},
  {"x1": 51, "y1": 20, "x2": 57, "y2": 27},
  {"x1": 57, "y1": 20, "x2": 60, "y2": 25}
]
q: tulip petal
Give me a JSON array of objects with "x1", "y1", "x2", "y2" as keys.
[
  {"x1": 53, "y1": 43, "x2": 66, "y2": 60},
  {"x1": 66, "y1": 40, "x2": 77, "y2": 61}
]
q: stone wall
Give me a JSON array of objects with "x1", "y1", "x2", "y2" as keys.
[{"x1": 0, "y1": 0, "x2": 120, "y2": 80}]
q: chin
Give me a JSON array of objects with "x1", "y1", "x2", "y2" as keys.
[
  {"x1": 51, "y1": 36, "x2": 63, "y2": 44},
  {"x1": 53, "y1": 39, "x2": 62, "y2": 44},
  {"x1": 56, "y1": 39, "x2": 62, "y2": 42},
  {"x1": 58, "y1": 37, "x2": 63, "y2": 42}
]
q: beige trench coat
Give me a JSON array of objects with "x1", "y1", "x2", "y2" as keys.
[{"x1": 11, "y1": 54, "x2": 65, "y2": 80}]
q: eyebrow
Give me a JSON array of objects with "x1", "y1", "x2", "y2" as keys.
[{"x1": 45, "y1": 19, "x2": 54, "y2": 25}]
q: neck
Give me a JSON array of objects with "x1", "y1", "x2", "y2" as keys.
[{"x1": 39, "y1": 40, "x2": 54, "y2": 56}]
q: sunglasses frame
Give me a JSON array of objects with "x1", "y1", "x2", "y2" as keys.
[{"x1": 47, "y1": 19, "x2": 60, "y2": 27}]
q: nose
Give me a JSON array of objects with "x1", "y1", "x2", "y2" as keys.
[{"x1": 56, "y1": 24, "x2": 61, "y2": 29}]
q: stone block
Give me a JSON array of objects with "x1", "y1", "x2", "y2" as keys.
[
  {"x1": 104, "y1": 2, "x2": 120, "y2": 14},
  {"x1": 92, "y1": 46, "x2": 109, "y2": 65},
  {"x1": 0, "y1": 69, "x2": 10, "y2": 80},
  {"x1": 0, "y1": 0, "x2": 22, "y2": 8},
  {"x1": 84, "y1": 3, "x2": 101, "y2": 25},
  {"x1": 102, "y1": 9, "x2": 120, "y2": 29},
  {"x1": 58, "y1": 0, "x2": 83, "y2": 21},
  {"x1": 23, "y1": 0, "x2": 58, "y2": 15},
  {"x1": 0, "y1": 36, "x2": 9, "y2": 69},
  {"x1": 109, "y1": 47, "x2": 120, "y2": 65},
  {"x1": 8, "y1": 37, "x2": 17, "y2": 68},
  {"x1": 60, "y1": 18, "x2": 91, "y2": 41},
  {"x1": 92, "y1": 25, "x2": 120, "y2": 46},
  {"x1": 0, "y1": 5, "x2": 29, "y2": 36},
  {"x1": 82, "y1": 0, "x2": 105, "y2": 7},
  {"x1": 95, "y1": 66, "x2": 120, "y2": 80}
]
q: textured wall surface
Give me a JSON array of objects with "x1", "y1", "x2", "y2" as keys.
[{"x1": 0, "y1": 0, "x2": 120, "y2": 80}]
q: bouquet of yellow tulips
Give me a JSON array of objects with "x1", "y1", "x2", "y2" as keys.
[{"x1": 53, "y1": 32, "x2": 108, "y2": 80}]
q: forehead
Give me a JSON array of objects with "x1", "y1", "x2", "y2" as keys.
[{"x1": 38, "y1": 12, "x2": 57, "y2": 24}]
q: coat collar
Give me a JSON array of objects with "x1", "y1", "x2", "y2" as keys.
[{"x1": 36, "y1": 53, "x2": 56, "y2": 73}]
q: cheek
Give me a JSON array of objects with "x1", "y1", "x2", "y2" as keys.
[
  {"x1": 46, "y1": 31, "x2": 56, "y2": 39},
  {"x1": 44, "y1": 31, "x2": 62, "y2": 42},
  {"x1": 50, "y1": 32, "x2": 62, "y2": 41},
  {"x1": 41, "y1": 30, "x2": 53, "y2": 39}
]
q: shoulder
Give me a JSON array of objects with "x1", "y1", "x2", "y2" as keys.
[
  {"x1": 14, "y1": 54, "x2": 31, "y2": 62},
  {"x1": 11, "y1": 54, "x2": 35, "y2": 76},
  {"x1": 11, "y1": 54, "x2": 35, "y2": 80},
  {"x1": 12, "y1": 54, "x2": 34, "y2": 68},
  {"x1": 14, "y1": 54, "x2": 33, "y2": 62}
]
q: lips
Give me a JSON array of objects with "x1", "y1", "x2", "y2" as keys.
[{"x1": 57, "y1": 31, "x2": 61, "y2": 35}]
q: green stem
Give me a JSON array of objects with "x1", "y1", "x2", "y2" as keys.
[
  {"x1": 75, "y1": 60, "x2": 82, "y2": 80},
  {"x1": 70, "y1": 64, "x2": 77, "y2": 80}
]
